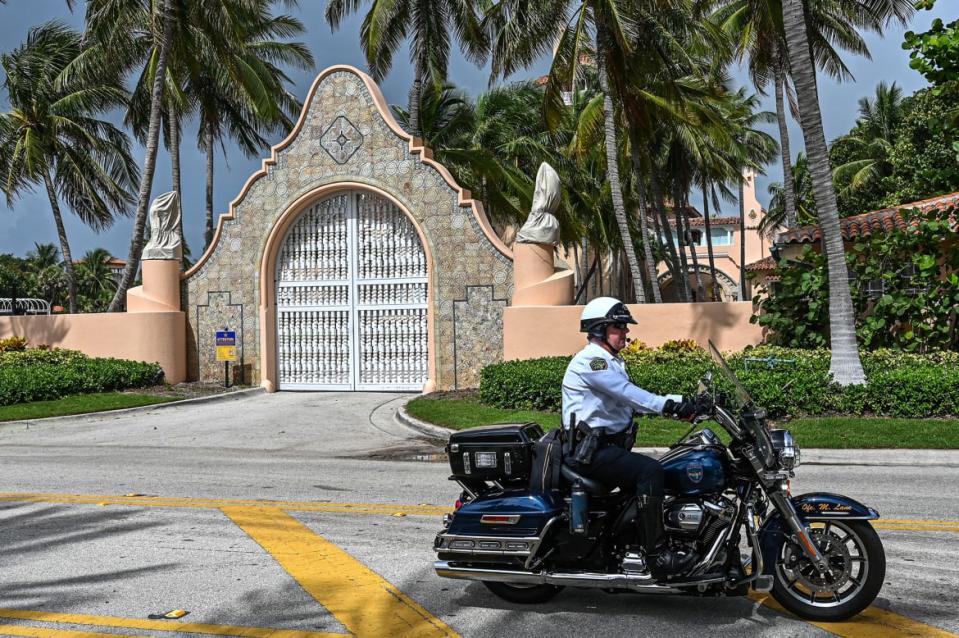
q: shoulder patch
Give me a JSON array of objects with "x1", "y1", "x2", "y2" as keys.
[{"x1": 589, "y1": 357, "x2": 608, "y2": 371}]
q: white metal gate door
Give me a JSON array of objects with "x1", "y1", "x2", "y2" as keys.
[{"x1": 275, "y1": 191, "x2": 428, "y2": 391}]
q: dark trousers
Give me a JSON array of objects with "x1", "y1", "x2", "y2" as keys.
[{"x1": 577, "y1": 443, "x2": 664, "y2": 499}]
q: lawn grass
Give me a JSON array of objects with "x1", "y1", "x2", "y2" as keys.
[
  {"x1": 406, "y1": 396, "x2": 959, "y2": 449},
  {"x1": 0, "y1": 392, "x2": 181, "y2": 422}
]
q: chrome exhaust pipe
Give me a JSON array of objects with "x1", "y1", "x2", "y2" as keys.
[{"x1": 433, "y1": 561, "x2": 708, "y2": 593}]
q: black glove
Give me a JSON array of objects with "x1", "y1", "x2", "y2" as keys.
[{"x1": 663, "y1": 396, "x2": 697, "y2": 419}]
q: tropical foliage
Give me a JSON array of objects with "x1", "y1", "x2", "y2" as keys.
[
  {"x1": 752, "y1": 205, "x2": 959, "y2": 352},
  {"x1": 0, "y1": 22, "x2": 138, "y2": 314},
  {"x1": 0, "y1": 244, "x2": 121, "y2": 312},
  {"x1": 767, "y1": 81, "x2": 959, "y2": 221}
]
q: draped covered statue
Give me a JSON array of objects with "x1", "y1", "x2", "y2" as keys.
[
  {"x1": 515, "y1": 162, "x2": 561, "y2": 245},
  {"x1": 142, "y1": 191, "x2": 182, "y2": 260}
]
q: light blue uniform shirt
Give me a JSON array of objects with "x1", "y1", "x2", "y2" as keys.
[{"x1": 561, "y1": 342, "x2": 682, "y2": 433}]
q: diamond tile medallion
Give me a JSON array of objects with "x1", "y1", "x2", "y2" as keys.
[{"x1": 320, "y1": 116, "x2": 363, "y2": 164}]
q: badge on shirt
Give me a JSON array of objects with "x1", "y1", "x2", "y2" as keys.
[{"x1": 589, "y1": 357, "x2": 608, "y2": 371}]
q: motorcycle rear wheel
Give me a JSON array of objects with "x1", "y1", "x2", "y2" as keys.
[
  {"x1": 767, "y1": 520, "x2": 885, "y2": 621},
  {"x1": 483, "y1": 581, "x2": 564, "y2": 604}
]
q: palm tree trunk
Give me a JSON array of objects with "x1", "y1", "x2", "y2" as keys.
[
  {"x1": 775, "y1": 63, "x2": 798, "y2": 228},
  {"x1": 168, "y1": 107, "x2": 183, "y2": 251},
  {"x1": 651, "y1": 175, "x2": 685, "y2": 301},
  {"x1": 629, "y1": 142, "x2": 662, "y2": 302},
  {"x1": 671, "y1": 189, "x2": 693, "y2": 301},
  {"x1": 782, "y1": 0, "x2": 866, "y2": 385},
  {"x1": 683, "y1": 192, "x2": 706, "y2": 301},
  {"x1": 204, "y1": 124, "x2": 215, "y2": 249},
  {"x1": 108, "y1": 0, "x2": 174, "y2": 312},
  {"x1": 409, "y1": 52, "x2": 424, "y2": 139},
  {"x1": 42, "y1": 169, "x2": 77, "y2": 314},
  {"x1": 596, "y1": 42, "x2": 646, "y2": 304},
  {"x1": 702, "y1": 179, "x2": 719, "y2": 301},
  {"x1": 739, "y1": 178, "x2": 747, "y2": 300}
]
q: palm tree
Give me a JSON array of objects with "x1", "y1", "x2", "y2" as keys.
[
  {"x1": 324, "y1": 0, "x2": 488, "y2": 139},
  {"x1": 832, "y1": 81, "x2": 903, "y2": 202},
  {"x1": 86, "y1": 0, "x2": 176, "y2": 312},
  {"x1": 781, "y1": 0, "x2": 862, "y2": 384},
  {"x1": 0, "y1": 22, "x2": 139, "y2": 314},
  {"x1": 26, "y1": 243, "x2": 62, "y2": 270},
  {"x1": 762, "y1": 151, "x2": 816, "y2": 234},
  {"x1": 125, "y1": 1, "x2": 312, "y2": 251},
  {"x1": 710, "y1": 0, "x2": 913, "y2": 228},
  {"x1": 75, "y1": 247, "x2": 118, "y2": 311},
  {"x1": 189, "y1": 6, "x2": 313, "y2": 248}
]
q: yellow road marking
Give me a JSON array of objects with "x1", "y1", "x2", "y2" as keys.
[
  {"x1": 0, "y1": 625, "x2": 144, "y2": 638},
  {"x1": 0, "y1": 609, "x2": 339, "y2": 638},
  {"x1": 0, "y1": 492, "x2": 448, "y2": 517},
  {"x1": 4, "y1": 492, "x2": 959, "y2": 534},
  {"x1": 751, "y1": 594, "x2": 958, "y2": 637},
  {"x1": 221, "y1": 507, "x2": 458, "y2": 638}
]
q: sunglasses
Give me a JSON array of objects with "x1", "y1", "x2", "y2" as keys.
[{"x1": 610, "y1": 322, "x2": 628, "y2": 330}]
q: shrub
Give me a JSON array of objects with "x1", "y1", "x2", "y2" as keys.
[
  {"x1": 0, "y1": 336, "x2": 28, "y2": 353},
  {"x1": 479, "y1": 345, "x2": 959, "y2": 418},
  {"x1": 0, "y1": 348, "x2": 164, "y2": 406}
]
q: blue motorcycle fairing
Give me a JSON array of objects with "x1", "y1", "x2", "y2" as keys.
[
  {"x1": 786, "y1": 492, "x2": 880, "y2": 521},
  {"x1": 448, "y1": 490, "x2": 563, "y2": 537},
  {"x1": 756, "y1": 492, "x2": 879, "y2": 576},
  {"x1": 660, "y1": 445, "x2": 729, "y2": 496}
]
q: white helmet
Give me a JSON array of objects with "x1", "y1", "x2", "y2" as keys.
[{"x1": 580, "y1": 297, "x2": 636, "y2": 338}]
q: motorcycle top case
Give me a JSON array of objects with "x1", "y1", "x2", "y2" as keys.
[{"x1": 446, "y1": 423, "x2": 544, "y2": 482}]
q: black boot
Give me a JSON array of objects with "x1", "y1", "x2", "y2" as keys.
[{"x1": 641, "y1": 496, "x2": 698, "y2": 579}]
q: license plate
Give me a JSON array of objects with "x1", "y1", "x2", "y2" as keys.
[{"x1": 474, "y1": 451, "x2": 497, "y2": 468}]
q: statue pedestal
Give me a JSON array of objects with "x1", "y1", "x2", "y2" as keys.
[
  {"x1": 512, "y1": 242, "x2": 574, "y2": 306},
  {"x1": 127, "y1": 259, "x2": 181, "y2": 312}
]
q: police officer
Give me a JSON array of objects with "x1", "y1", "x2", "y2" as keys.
[{"x1": 562, "y1": 297, "x2": 699, "y2": 578}]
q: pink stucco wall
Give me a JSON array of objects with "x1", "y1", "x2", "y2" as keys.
[
  {"x1": 504, "y1": 301, "x2": 763, "y2": 360},
  {"x1": 0, "y1": 312, "x2": 186, "y2": 383}
]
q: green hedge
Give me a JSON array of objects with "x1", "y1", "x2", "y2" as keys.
[
  {"x1": 0, "y1": 348, "x2": 164, "y2": 406},
  {"x1": 479, "y1": 345, "x2": 959, "y2": 419}
]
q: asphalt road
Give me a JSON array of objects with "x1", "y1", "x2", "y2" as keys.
[{"x1": 0, "y1": 392, "x2": 956, "y2": 638}]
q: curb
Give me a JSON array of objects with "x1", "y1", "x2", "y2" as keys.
[
  {"x1": 394, "y1": 403, "x2": 959, "y2": 467},
  {"x1": 0, "y1": 386, "x2": 267, "y2": 428},
  {"x1": 395, "y1": 398, "x2": 453, "y2": 440}
]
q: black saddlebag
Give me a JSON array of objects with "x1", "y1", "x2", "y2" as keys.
[
  {"x1": 528, "y1": 428, "x2": 564, "y2": 494},
  {"x1": 446, "y1": 423, "x2": 544, "y2": 482}
]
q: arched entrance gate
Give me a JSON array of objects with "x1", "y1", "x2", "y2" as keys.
[
  {"x1": 275, "y1": 190, "x2": 428, "y2": 390},
  {"x1": 182, "y1": 65, "x2": 513, "y2": 391}
]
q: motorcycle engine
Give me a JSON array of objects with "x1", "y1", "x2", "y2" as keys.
[{"x1": 664, "y1": 501, "x2": 705, "y2": 535}]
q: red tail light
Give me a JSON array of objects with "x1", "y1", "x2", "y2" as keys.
[{"x1": 454, "y1": 499, "x2": 463, "y2": 510}]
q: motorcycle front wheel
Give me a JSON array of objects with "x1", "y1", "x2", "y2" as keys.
[
  {"x1": 483, "y1": 581, "x2": 564, "y2": 604},
  {"x1": 767, "y1": 520, "x2": 885, "y2": 621}
]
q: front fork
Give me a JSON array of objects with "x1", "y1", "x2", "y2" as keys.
[{"x1": 768, "y1": 490, "x2": 829, "y2": 573}]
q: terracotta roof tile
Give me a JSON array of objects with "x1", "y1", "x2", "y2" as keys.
[
  {"x1": 779, "y1": 191, "x2": 959, "y2": 245},
  {"x1": 745, "y1": 255, "x2": 777, "y2": 272}
]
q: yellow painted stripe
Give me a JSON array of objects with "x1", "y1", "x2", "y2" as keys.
[
  {"x1": 0, "y1": 609, "x2": 340, "y2": 638},
  {"x1": 221, "y1": 506, "x2": 458, "y2": 638},
  {"x1": 751, "y1": 594, "x2": 958, "y2": 637},
  {"x1": 875, "y1": 523, "x2": 959, "y2": 533},
  {"x1": 2, "y1": 492, "x2": 958, "y2": 532},
  {"x1": 0, "y1": 492, "x2": 448, "y2": 517},
  {"x1": 0, "y1": 624, "x2": 144, "y2": 638}
]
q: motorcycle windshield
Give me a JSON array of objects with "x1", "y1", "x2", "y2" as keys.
[{"x1": 708, "y1": 340, "x2": 753, "y2": 406}]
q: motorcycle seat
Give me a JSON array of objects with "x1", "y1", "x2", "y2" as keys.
[{"x1": 560, "y1": 463, "x2": 610, "y2": 496}]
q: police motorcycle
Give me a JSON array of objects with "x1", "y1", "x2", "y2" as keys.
[{"x1": 433, "y1": 342, "x2": 886, "y2": 621}]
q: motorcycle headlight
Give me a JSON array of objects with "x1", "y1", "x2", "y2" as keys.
[{"x1": 770, "y1": 429, "x2": 801, "y2": 470}]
